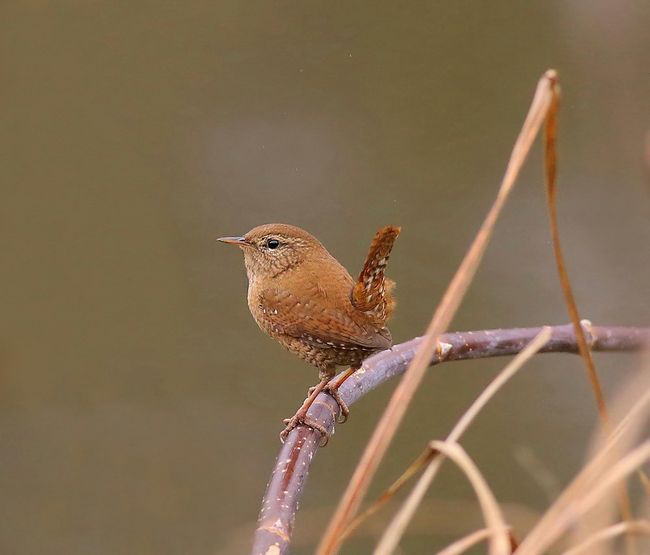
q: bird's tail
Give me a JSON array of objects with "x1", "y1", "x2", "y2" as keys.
[{"x1": 351, "y1": 225, "x2": 401, "y2": 324}]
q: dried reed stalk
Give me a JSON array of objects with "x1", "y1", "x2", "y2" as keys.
[
  {"x1": 315, "y1": 69, "x2": 560, "y2": 555},
  {"x1": 372, "y1": 328, "x2": 551, "y2": 553}
]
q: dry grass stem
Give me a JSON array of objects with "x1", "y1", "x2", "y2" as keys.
[
  {"x1": 416, "y1": 441, "x2": 511, "y2": 555},
  {"x1": 602, "y1": 387, "x2": 650, "y2": 498},
  {"x1": 543, "y1": 71, "x2": 609, "y2": 426},
  {"x1": 339, "y1": 449, "x2": 436, "y2": 541},
  {"x1": 343, "y1": 328, "x2": 551, "y2": 542},
  {"x1": 517, "y1": 438, "x2": 650, "y2": 554},
  {"x1": 566, "y1": 370, "x2": 650, "y2": 553},
  {"x1": 445, "y1": 328, "x2": 551, "y2": 445},
  {"x1": 372, "y1": 328, "x2": 551, "y2": 554},
  {"x1": 604, "y1": 389, "x2": 650, "y2": 453},
  {"x1": 316, "y1": 69, "x2": 560, "y2": 555},
  {"x1": 561, "y1": 442, "x2": 650, "y2": 545},
  {"x1": 436, "y1": 527, "x2": 511, "y2": 555},
  {"x1": 542, "y1": 75, "x2": 638, "y2": 552},
  {"x1": 640, "y1": 472, "x2": 650, "y2": 497},
  {"x1": 561, "y1": 521, "x2": 650, "y2": 555}
]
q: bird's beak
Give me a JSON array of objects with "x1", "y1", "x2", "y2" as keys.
[{"x1": 217, "y1": 236, "x2": 248, "y2": 246}]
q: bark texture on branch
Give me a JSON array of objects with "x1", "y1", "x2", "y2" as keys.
[{"x1": 251, "y1": 323, "x2": 649, "y2": 555}]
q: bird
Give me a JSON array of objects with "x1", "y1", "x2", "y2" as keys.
[{"x1": 218, "y1": 223, "x2": 400, "y2": 443}]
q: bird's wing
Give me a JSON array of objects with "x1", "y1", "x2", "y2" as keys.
[{"x1": 257, "y1": 288, "x2": 391, "y2": 351}]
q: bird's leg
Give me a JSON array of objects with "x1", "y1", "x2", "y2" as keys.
[
  {"x1": 320, "y1": 366, "x2": 357, "y2": 424},
  {"x1": 280, "y1": 366, "x2": 359, "y2": 444},
  {"x1": 280, "y1": 375, "x2": 331, "y2": 445},
  {"x1": 307, "y1": 366, "x2": 357, "y2": 422}
]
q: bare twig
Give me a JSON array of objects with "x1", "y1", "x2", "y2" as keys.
[{"x1": 250, "y1": 323, "x2": 649, "y2": 554}]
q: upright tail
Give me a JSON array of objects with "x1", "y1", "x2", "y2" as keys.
[{"x1": 351, "y1": 225, "x2": 401, "y2": 325}]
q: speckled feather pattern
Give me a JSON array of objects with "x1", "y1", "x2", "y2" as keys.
[{"x1": 352, "y1": 225, "x2": 400, "y2": 324}]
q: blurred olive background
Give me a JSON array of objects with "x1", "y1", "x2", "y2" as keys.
[{"x1": 2, "y1": 2, "x2": 649, "y2": 554}]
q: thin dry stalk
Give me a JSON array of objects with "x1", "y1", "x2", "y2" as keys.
[
  {"x1": 436, "y1": 527, "x2": 511, "y2": 555},
  {"x1": 343, "y1": 328, "x2": 550, "y2": 541},
  {"x1": 340, "y1": 450, "x2": 436, "y2": 541},
  {"x1": 400, "y1": 442, "x2": 511, "y2": 555},
  {"x1": 604, "y1": 389, "x2": 650, "y2": 454},
  {"x1": 372, "y1": 328, "x2": 551, "y2": 554},
  {"x1": 557, "y1": 442, "x2": 650, "y2": 543},
  {"x1": 316, "y1": 69, "x2": 560, "y2": 555},
  {"x1": 561, "y1": 521, "x2": 650, "y2": 555},
  {"x1": 640, "y1": 472, "x2": 650, "y2": 497},
  {"x1": 602, "y1": 387, "x2": 650, "y2": 498},
  {"x1": 517, "y1": 388, "x2": 650, "y2": 555},
  {"x1": 565, "y1": 369, "x2": 650, "y2": 554},
  {"x1": 542, "y1": 75, "x2": 639, "y2": 553},
  {"x1": 543, "y1": 72, "x2": 610, "y2": 426},
  {"x1": 515, "y1": 432, "x2": 621, "y2": 553},
  {"x1": 446, "y1": 328, "x2": 551, "y2": 444}
]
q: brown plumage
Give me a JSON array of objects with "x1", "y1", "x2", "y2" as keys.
[
  {"x1": 351, "y1": 225, "x2": 400, "y2": 324},
  {"x1": 218, "y1": 223, "x2": 400, "y2": 442}
]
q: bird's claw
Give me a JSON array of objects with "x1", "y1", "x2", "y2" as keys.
[
  {"x1": 279, "y1": 380, "x2": 350, "y2": 445},
  {"x1": 322, "y1": 383, "x2": 349, "y2": 424},
  {"x1": 306, "y1": 383, "x2": 350, "y2": 424},
  {"x1": 280, "y1": 413, "x2": 329, "y2": 446}
]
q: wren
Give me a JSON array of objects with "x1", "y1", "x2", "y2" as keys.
[{"x1": 218, "y1": 223, "x2": 400, "y2": 443}]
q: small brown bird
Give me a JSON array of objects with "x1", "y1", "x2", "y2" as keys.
[{"x1": 218, "y1": 223, "x2": 400, "y2": 442}]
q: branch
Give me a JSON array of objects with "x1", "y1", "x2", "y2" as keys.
[{"x1": 251, "y1": 323, "x2": 649, "y2": 555}]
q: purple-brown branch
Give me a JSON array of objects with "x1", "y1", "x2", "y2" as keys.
[{"x1": 251, "y1": 323, "x2": 649, "y2": 555}]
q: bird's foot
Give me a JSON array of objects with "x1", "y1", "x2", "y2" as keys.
[
  {"x1": 324, "y1": 382, "x2": 349, "y2": 424},
  {"x1": 280, "y1": 373, "x2": 353, "y2": 445},
  {"x1": 280, "y1": 411, "x2": 329, "y2": 446},
  {"x1": 307, "y1": 382, "x2": 350, "y2": 424}
]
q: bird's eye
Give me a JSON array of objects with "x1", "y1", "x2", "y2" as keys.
[{"x1": 265, "y1": 238, "x2": 280, "y2": 250}]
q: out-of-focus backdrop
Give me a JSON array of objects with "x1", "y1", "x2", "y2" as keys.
[{"x1": 2, "y1": 2, "x2": 649, "y2": 554}]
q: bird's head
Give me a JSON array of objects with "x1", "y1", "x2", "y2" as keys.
[{"x1": 218, "y1": 223, "x2": 328, "y2": 281}]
